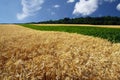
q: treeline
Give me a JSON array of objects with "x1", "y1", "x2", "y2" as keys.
[{"x1": 34, "y1": 16, "x2": 120, "y2": 25}]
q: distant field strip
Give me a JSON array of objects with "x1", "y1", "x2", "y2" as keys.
[
  {"x1": 0, "y1": 24, "x2": 120, "y2": 80},
  {"x1": 20, "y1": 24, "x2": 120, "y2": 43},
  {"x1": 34, "y1": 24, "x2": 120, "y2": 28}
]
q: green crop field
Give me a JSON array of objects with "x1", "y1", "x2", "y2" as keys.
[{"x1": 20, "y1": 24, "x2": 120, "y2": 43}]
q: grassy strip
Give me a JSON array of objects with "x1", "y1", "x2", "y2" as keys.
[{"x1": 19, "y1": 24, "x2": 120, "y2": 43}]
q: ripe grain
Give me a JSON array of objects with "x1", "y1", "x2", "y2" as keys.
[{"x1": 0, "y1": 24, "x2": 120, "y2": 80}]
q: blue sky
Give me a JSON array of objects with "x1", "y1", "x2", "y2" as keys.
[{"x1": 0, "y1": 0, "x2": 120, "y2": 23}]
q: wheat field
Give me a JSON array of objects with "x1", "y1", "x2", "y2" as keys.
[
  {"x1": 0, "y1": 24, "x2": 120, "y2": 80},
  {"x1": 34, "y1": 24, "x2": 120, "y2": 28}
]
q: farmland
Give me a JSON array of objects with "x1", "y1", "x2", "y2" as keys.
[
  {"x1": 0, "y1": 24, "x2": 120, "y2": 80},
  {"x1": 21, "y1": 24, "x2": 120, "y2": 43}
]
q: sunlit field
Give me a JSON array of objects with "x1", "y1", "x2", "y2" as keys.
[
  {"x1": 34, "y1": 24, "x2": 120, "y2": 28},
  {"x1": 0, "y1": 24, "x2": 120, "y2": 80},
  {"x1": 21, "y1": 24, "x2": 120, "y2": 43}
]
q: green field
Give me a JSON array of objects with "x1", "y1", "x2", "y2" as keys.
[{"x1": 20, "y1": 24, "x2": 120, "y2": 43}]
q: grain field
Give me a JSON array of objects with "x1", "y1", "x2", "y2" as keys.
[
  {"x1": 0, "y1": 24, "x2": 120, "y2": 80},
  {"x1": 34, "y1": 24, "x2": 120, "y2": 28}
]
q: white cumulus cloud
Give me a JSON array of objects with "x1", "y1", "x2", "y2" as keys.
[
  {"x1": 73, "y1": 0, "x2": 99, "y2": 16},
  {"x1": 116, "y1": 3, "x2": 120, "y2": 11},
  {"x1": 53, "y1": 5, "x2": 60, "y2": 8},
  {"x1": 17, "y1": 0, "x2": 44, "y2": 20},
  {"x1": 67, "y1": 0, "x2": 75, "y2": 3}
]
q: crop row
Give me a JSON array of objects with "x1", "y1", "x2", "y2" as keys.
[{"x1": 20, "y1": 24, "x2": 120, "y2": 43}]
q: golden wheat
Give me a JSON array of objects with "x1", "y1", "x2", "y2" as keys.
[
  {"x1": 34, "y1": 24, "x2": 120, "y2": 28},
  {"x1": 0, "y1": 24, "x2": 120, "y2": 80}
]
